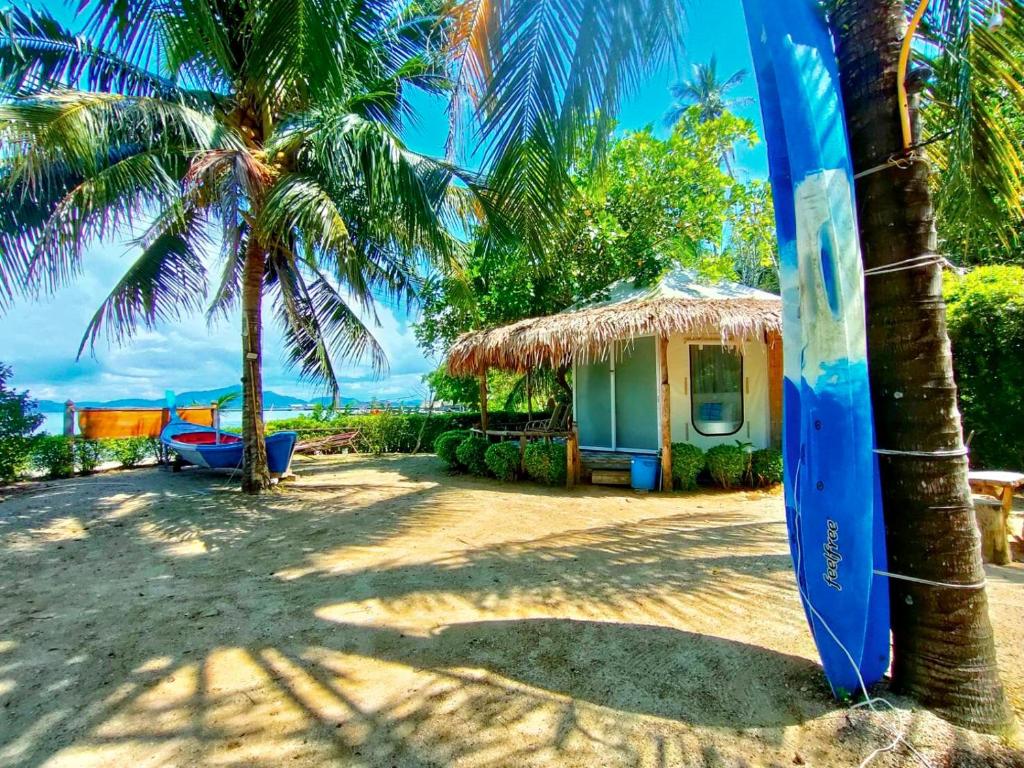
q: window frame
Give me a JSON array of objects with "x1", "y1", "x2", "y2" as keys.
[{"x1": 689, "y1": 343, "x2": 745, "y2": 437}]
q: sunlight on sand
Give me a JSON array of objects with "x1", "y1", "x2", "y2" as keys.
[{"x1": 0, "y1": 456, "x2": 1021, "y2": 768}]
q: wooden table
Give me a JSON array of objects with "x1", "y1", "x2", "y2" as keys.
[{"x1": 969, "y1": 471, "x2": 1024, "y2": 565}]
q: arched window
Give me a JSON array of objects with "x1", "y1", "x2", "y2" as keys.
[{"x1": 690, "y1": 344, "x2": 744, "y2": 436}]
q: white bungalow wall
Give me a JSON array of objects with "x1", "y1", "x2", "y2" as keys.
[
  {"x1": 666, "y1": 335, "x2": 771, "y2": 450},
  {"x1": 573, "y1": 333, "x2": 772, "y2": 453}
]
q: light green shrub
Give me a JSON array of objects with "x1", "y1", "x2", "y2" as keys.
[
  {"x1": 705, "y1": 443, "x2": 750, "y2": 489},
  {"x1": 524, "y1": 441, "x2": 567, "y2": 486},
  {"x1": 670, "y1": 443, "x2": 705, "y2": 490},
  {"x1": 944, "y1": 266, "x2": 1024, "y2": 470},
  {"x1": 485, "y1": 441, "x2": 521, "y2": 481},
  {"x1": 455, "y1": 435, "x2": 491, "y2": 477},
  {"x1": 749, "y1": 448, "x2": 783, "y2": 487},
  {"x1": 106, "y1": 437, "x2": 151, "y2": 468},
  {"x1": 31, "y1": 435, "x2": 75, "y2": 479},
  {"x1": 75, "y1": 440, "x2": 105, "y2": 474}
]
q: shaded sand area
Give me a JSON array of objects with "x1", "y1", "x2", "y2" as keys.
[{"x1": 1, "y1": 455, "x2": 1021, "y2": 767}]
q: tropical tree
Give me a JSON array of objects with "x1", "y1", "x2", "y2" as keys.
[
  {"x1": 443, "y1": 0, "x2": 1022, "y2": 731},
  {"x1": 664, "y1": 54, "x2": 754, "y2": 126},
  {"x1": 0, "y1": 1, "x2": 472, "y2": 492},
  {"x1": 828, "y1": 0, "x2": 1024, "y2": 732}
]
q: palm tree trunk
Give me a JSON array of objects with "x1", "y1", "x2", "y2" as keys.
[
  {"x1": 241, "y1": 237, "x2": 271, "y2": 494},
  {"x1": 831, "y1": 0, "x2": 1012, "y2": 733}
]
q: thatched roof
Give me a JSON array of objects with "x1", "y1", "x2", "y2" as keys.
[{"x1": 447, "y1": 268, "x2": 782, "y2": 375}]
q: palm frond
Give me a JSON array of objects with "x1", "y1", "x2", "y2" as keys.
[
  {"x1": 77, "y1": 211, "x2": 209, "y2": 356},
  {"x1": 0, "y1": 6, "x2": 197, "y2": 100},
  {"x1": 921, "y1": 0, "x2": 1024, "y2": 244}
]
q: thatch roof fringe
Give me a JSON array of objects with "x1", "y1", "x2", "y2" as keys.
[{"x1": 446, "y1": 296, "x2": 782, "y2": 376}]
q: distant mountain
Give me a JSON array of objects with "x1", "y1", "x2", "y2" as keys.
[{"x1": 36, "y1": 386, "x2": 313, "y2": 412}]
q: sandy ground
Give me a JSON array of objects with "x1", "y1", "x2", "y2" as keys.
[{"x1": 0, "y1": 455, "x2": 1021, "y2": 768}]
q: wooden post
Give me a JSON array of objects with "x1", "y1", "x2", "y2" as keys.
[
  {"x1": 63, "y1": 400, "x2": 76, "y2": 437},
  {"x1": 211, "y1": 401, "x2": 220, "y2": 445},
  {"x1": 658, "y1": 336, "x2": 672, "y2": 491},
  {"x1": 479, "y1": 367, "x2": 489, "y2": 433},
  {"x1": 566, "y1": 432, "x2": 580, "y2": 489},
  {"x1": 526, "y1": 369, "x2": 533, "y2": 421}
]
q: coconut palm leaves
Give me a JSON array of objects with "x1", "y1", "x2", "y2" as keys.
[
  {"x1": 0, "y1": 0, "x2": 468, "y2": 380},
  {"x1": 917, "y1": 0, "x2": 1024, "y2": 249},
  {"x1": 664, "y1": 54, "x2": 753, "y2": 126},
  {"x1": 443, "y1": 0, "x2": 686, "y2": 247}
]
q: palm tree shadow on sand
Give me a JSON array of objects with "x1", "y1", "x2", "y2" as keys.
[{"x1": 316, "y1": 617, "x2": 829, "y2": 729}]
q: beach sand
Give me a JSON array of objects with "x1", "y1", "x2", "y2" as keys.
[{"x1": 1, "y1": 454, "x2": 1021, "y2": 767}]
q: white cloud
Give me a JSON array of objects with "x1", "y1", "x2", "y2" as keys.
[{"x1": 0, "y1": 240, "x2": 434, "y2": 403}]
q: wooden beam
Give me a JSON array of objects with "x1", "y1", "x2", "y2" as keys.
[
  {"x1": 479, "y1": 367, "x2": 489, "y2": 432},
  {"x1": 658, "y1": 336, "x2": 672, "y2": 492}
]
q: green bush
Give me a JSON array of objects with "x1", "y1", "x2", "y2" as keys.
[
  {"x1": 359, "y1": 410, "x2": 418, "y2": 454},
  {"x1": 705, "y1": 443, "x2": 750, "y2": 489},
  {"x1": 434, "y1": 430, "x2": 471, "y2": 469},
  {"x1": 106, "y1": 437, "x2": 151, "y2": 468},
  {"x1": 456, "y1": 435, "x2": 491, "y2": 477},
  {"x1": 266, "y1": 410, "x2": 550, "y2": 456},
  {"x1": 670, "y1": 443, "x2": 705, "y2": 490},
  {"x1": 75, "y1": 440, "x2": 105, "y2": 474},
  {"x1": 524, "y1": 441, "x2": 567, "y2": 486},
  {"x1": 749, "y1": 448, "x2": 783, "y2": 487},
  {"x1": 0, "y1": 364, "x2": 44, "y2": 483},
  {"x1": 485, "y1": 441, "x2": 521, "y2": 481},
  {"x1": 31, "y1": 435, "x2": 76, "y2": 479},
  {"x1": 945, "y1": 266, "x2": 1024, "y2": 470}
]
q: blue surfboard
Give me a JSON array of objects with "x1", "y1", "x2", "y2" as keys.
[{"x1": 741, "y1": 0, "x2": 890, "y2": 698}]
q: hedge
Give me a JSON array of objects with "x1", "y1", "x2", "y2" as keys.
[
  {"x1": 485, "y1": 441, "x2": 521, "y2": 481},
  {"x1": 749, "y1": 448, "x2": 783, "y2": 487},
  {"x1": 456, "y1": 435, "x2": 491, "y2": 477},
  {"x1": 524, "y1": 441, "x2": 567, "y2": 486},
  {"x1": 670, "y1": 443, "x2": 705, "y2": 490},
  {"x1": 705, "y1": 443, "x2": 751, "y2": 489},
  {"x1": 434, "y1": 430, "x2": 471, "y2": 470},
  {"x1": 945, "y1": 266, "x2": 1024, "y2": 470},
  {"x1": 267, "y1": 410, "x2": 548, "y2": 456}
]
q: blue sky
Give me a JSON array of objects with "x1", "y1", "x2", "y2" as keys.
[{"x1": 1, "y1": 0, "x2": 767, "y2": 404}]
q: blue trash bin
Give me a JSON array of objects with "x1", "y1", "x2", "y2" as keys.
[{"x1": 630, "y1": 455, "x2": 659, "y2": 491}]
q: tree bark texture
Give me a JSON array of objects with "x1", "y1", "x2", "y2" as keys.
[
  {"x1": 241, "y1": 237, "x2": 271, "y2": 494},
  {"x1": 831, "y1": 0, "x2": 1012, "y2": 732}
]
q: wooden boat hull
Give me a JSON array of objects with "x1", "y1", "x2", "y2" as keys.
[{"x1": 160, "y1": 418, "x2": 298, "y2": 476}]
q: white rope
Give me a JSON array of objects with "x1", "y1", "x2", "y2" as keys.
[
  {"x1": 874, "y1": 447, "x2": 968, "y2": 458},
  {"x1": 873, "y1": 570, "x2": 987, "y2": 590},
  {"x1": 863, "y1": 254, "x2": 945, "y2": 277},
  {"x1": 853, "y1": 151, "x2": 923, "y2": 180},
  {"x1": 791, "y1": 460, "x2": 934, "y2": 768}
]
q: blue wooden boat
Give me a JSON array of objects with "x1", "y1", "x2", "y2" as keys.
[
  {"x1": 741, "y1": 0, "x2": 890, "y2": 698},
  {"x1": 160, "y1": 409, "x2": 298, "y2": 477}
]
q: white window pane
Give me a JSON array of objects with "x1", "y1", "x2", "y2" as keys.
[{"x1": 690, "y1": 345, "x2": 744, "y2": 436}]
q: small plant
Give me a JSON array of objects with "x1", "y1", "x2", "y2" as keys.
[
  {"x1": 670, "y1": 443, "x2": 705, "y2": 490},
  {"x1": 106, "y1": 437, "x2": 151, "y2": 468},
  {"x1": 749, "y1": 448, "x2": 783, "y2": 487},
  {"x1": 0, "y1": 364, "x2": 44, "y2": 483},
  {"x1": 705, "y1": 442, "x2": 751, "y2": 489},
  {"x1": 455, "y1": 435, "x2": 491, "y2": 477},
  {"x1": 485, "y1": 441, "x2": 521, "y2": 481},
  {"x1": 31, "y1": 435, "x2": 76, "y2": 479},
  {"x1": 434, "y1": 430, "x2": 471, "y2": 469},
  {"x1": 524, "y1": 441, "x2": 567, "y2": 486},
  {"x1": 75, "y1": 440, "x2": 105, "y2": 474}
]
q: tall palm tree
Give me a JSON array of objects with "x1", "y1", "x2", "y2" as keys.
[
  {"x1": 663, "y1": 54, "x2": 754, "y2": 126},
  {"x1": 0, "y1": 1, "x2": 473, "y2": 493},
  {"x1": 443, "y1": 0, "x2": 1024, "y2": 730},
  {"x1": 828, "y1": 0, "x2": 1022, "y2": 732}
]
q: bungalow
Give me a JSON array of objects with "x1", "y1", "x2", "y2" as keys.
[{"x1": 446, "y1": 267, "x2": 783, "y2": 488}]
